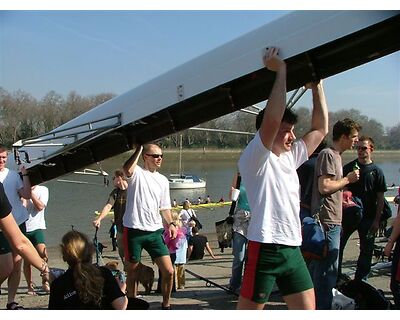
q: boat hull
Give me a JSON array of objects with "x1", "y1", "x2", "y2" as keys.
[{"x1": 169, "y1": 181, "x2": 206, "y2": 189}]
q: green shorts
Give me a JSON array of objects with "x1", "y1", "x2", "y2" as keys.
[
  {"x1": 0, "y1": 222, "x2": 26, "y2": 255},
  {"x1": 241, "y1": 241, "x2": 313, "y2": 304},
  {"x1": 123, "y1": 227, "x2": 169, "y2": 263},
  {"x1": 26, "y1": 229, "x2": 46, "y2": 246}
]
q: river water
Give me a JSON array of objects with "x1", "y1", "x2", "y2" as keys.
[{"x1": 11, "y1": 150, "x2": 400, "y2": 247}]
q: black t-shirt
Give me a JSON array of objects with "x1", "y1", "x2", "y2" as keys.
[
  {"x1": 297, "y1": 155, "x2": 318, "y2": 207},
  {"x1": 343, "y1": 159, "x2": 387, "y2": 219},
  {"x1": 188, "y1": 234, "x2": 208, "y2": 260},
  {"x1": 0, "y1": 182, "x2": 12, "y2": 219},
  {"x1": 107, "y1": 188, "x2": 127, "y2": 233},
  {"x1": 48, "y1": 266, "x2": 125, "y2": 309}
]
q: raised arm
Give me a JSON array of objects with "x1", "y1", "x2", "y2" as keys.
[
  {"x1": 258, "y1": 47, "x2": 287, "y2": 149},
  {"x1": 123, "y1": 145, "x2": 143, "y2": 177},
  {"x1": 302, "y1": 81, "x2": 329, "y2": 156}
]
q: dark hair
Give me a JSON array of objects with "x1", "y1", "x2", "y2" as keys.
[
  {"x1": 332, "y1": 118, "x2": 362, "y2": 141},
  {"x1": 358, "y1": 136, "x2": 375, "y2": 149},
  {"x1": 114, "y1": 169, "x2": 124, "y2": 178},
  {"x1": 0, "y1": 144, "x2": 8, "y2": 153},
  {"x1": 192, "y1": 227, "x2": 199, "y2": 234},
  {"x1": 256, "y1": 108, "x2": 298, "y2": 130}
]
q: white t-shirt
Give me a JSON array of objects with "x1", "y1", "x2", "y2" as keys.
[
  {"x1": 25, "y1": 185, "x2": 49, "y2": 232},
  {"x1": 123, "y1": 166, "x2": 171, "y2": 231},
  {"x1": 179, "y1": 208, "x2": 196, "y2": 228},
  {"x1": 238, "y1": 132, "x2": 308, "y2": 246},
  {"x1": 0, "y1": 168, "x2": 29, "y2": 225}
]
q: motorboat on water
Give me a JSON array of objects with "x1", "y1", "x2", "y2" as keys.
[
  {"x1": 169, "y1": 134, "x2": 206, "y2": 190},
  {"x1": 169, "y1": 173, "x2": 206, "y2": 189}
]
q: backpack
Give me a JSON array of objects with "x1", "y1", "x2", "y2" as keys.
[
  {"x1": 337, "y1": 279, "x2": 392, "y2": 309},
  {"x1": 380, "y1": 198, "x2": 392, "y2": 222}
]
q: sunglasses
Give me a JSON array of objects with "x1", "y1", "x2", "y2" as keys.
[
  {"x1": 357, "y1": 146, "x2": 370, "y2": 151},
  {"x1": 146, "y1": 154, "x2": 163, "y2": 159}
]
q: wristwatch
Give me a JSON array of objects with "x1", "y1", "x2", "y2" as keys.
[{"x1": 169, "y1": 222, "x2": 176, "y2": 227}]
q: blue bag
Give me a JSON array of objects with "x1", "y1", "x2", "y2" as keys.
[{"x1": 301, "y1": 214, "x2": 327, "y2": 260}]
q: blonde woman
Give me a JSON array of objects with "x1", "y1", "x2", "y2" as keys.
[{"x1": 48, "y1": 230, "x2": 127, "y2": 309}]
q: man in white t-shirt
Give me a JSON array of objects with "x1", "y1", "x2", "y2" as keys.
[
  {"x1": 122, "y1": 143, "x2": 177, "y2": 310},
  {"x1": 0, "y1": 144, "x2": 32, "y2": 309},
  {"x1": 237, "y1": 47, "x2": 328, "y2": 310},
  {"x1": 23, "y1": 184, "x2": 50, "y2": 294}
]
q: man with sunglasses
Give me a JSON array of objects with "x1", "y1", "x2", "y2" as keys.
[
  {"x1": 343, "y1": 136, "x2": 388, "y2": 281},
  {"x1": 122, "y1": 143, "x2": 177, "y2": 310}
]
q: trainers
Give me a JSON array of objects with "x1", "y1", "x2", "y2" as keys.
[{"x1": 6, "y1": 302, "x2": 24, "y2": 310}]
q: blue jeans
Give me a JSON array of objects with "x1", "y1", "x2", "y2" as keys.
[
  {"x1": 309, "y1": 224, "x2": 341, "y2": 310},
  {"x1": 229, "y1": 232, "x2": 248, "y2": 290}
]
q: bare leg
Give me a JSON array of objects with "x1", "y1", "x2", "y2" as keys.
[
  {"x1": 125, "y1": 260, "x2": 139, "y2": 298},
  {"x1": 23, "y1": 259, "x2": 35, "y2": 295},
  {"x1": 7, "y1": 253, "x2": 22, "y2": 304},
  {"x1": 0, "y1": 253, "x2": 13, "y2": 287},
  {"x1": 154, "y1": 255, "x2": 174, "y2": 308},
  {"x1": 36, "y1": 244, "x2": 49, "y2": 291},
  {"x1": 283, "y1": 288, "x2": 315, "y2": 310},
  {"x1": 237, "y1": 295, "x2": 265, "y2": 310}
]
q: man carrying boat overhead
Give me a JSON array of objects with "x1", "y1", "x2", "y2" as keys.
[
  {"x1": 237, "y1": 47, "x2": 328, "y2": 310},
  {"x1": 122, "y1": 143, "x2": 177, "y2": 310}
]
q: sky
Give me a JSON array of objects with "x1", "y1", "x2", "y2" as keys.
[{"x1": 0, "y1": 7, "x2": 399, "y2": 129}]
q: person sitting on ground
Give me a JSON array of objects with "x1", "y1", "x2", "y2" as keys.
[
  {"x1": 48, "y1": 230, "x2": 127, "y2": 310},
  {"x1": 187, "y1": 227, "x2": 217, "y2": 260}
]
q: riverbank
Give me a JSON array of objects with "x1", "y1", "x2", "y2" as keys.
[{"x1": 0, "y1": 226, "x2": 396, "y2": 310}]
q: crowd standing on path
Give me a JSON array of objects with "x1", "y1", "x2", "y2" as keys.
[
  {"x1": 0, "y1": 181, "x2": 50, "y2": 310},
  {"x1": 23, "y1": 184, "x2": 50, "y2": 295},
  {"x1": 237, "y1": 47, "x2": 328, "y2": 310},
  {"x1": 0, "y1": 144, "x2": 33, "y2": 309},
  {"x1": 122, "y1": 144, "x2": 176, "y2": 310},
  {"x1": 308, "y1": 118, "x2": 361, "y2": 309}
]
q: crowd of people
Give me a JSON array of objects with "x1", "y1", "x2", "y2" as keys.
[{"x1": 0, "y1": 47, "x2": 399, "y2": 311}]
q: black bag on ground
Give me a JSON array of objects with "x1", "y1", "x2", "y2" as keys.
[
  {"x1": 337, "y1": 279, "x2": 392, "y2": 310},
  {"x1": 127, "y1": 297, "x2": 150, "y2": 310},
  {"x1": 188, "y1": 209, "x2": 203, "y2": 230}
]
